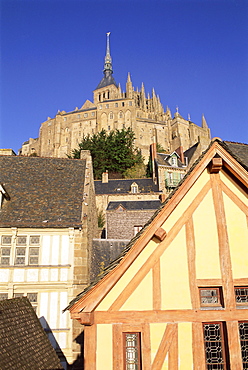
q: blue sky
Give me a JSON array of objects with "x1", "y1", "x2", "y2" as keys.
[{"x1": 1, "y1": 0, "x2": 248, "y2": 153}]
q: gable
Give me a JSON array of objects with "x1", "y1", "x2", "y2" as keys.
[
  {"x1": 68, "y1": 140, "x2": 248, "y2": 317},
  {"x1": 80, "y1": 99, "x2": 96, "y2": 110}
]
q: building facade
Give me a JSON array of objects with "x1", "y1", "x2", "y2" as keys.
[
  {"x1": 67, "y1": 140, "x2": 248, "y2": 370},
  {"x1": 0, "y1": 152, "x2": 98, "y2": 367},
  {"x1": 20, "y1": 34, "x2": 211, "y2": 162}
]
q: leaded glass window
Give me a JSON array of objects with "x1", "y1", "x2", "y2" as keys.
[
  {"x1": 235, "y1": 287, "x2": 248, "y2": 304},
  {"x1": 239, "y1": 322, "x2": 248, "y2": 369},
  {"x1": 1, "y1": 247, "x2": 10, "y2": 265},
  {"x1": 17, "y1": 236, "x2": 27, "y2": 246},
  {"x1": 1, "y1": 235, "x2": 12, "y2": 245},
  {"x1": 123, "y1": 332, "x2": 141, "y2": 370},
  {"x1": 200, "y1": 288, "x2": 223, "y2": 307},
  {"x1": 203, "y1": 323, "x2": 228, "y2": 370},
  {"x1": 29, "y1": 247, "x2": 39, "y2": 265},
  {"x1": 15, "y1": 247, "x2": 26, "y2": 265},
  {"x1": 30, "y1": 236, "x2": 40, "y2": 245}
]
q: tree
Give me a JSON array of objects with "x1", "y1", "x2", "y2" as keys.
[{"x1": 71, "y1": 128, "x2": 144, "y2": 179}]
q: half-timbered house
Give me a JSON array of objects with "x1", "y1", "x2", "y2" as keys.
[{"x1": 66, "y1": 139, "x2": 248, "y2": 370}]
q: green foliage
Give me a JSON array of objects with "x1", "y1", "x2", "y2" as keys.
[
  {"x1": 71, "y1": 128, "x2": 144, "y2": 179},
  {"x1": 124, "y1": 163, "x2": 147, "y2": 179},
  {"x1": 146, "y1": 155, "x2": 153, "y2": 178},
  {"x1": 97, "y1": 209, "x2": 105, "y2": 229},
  {"x1": 156, "y1": 143, "x2": 166, "y2": 153}
]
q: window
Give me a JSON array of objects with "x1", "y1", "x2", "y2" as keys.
[
  {"x1": 30, "y1": 236, "x2": 40, "y2": 245},
  {"x1": 239, "y1": 322, "x2": 248, "y2": 369},
  {"x1": 129, "y1": 101, "x2": 132, "y2": 106},
  {"x1": 235, "y1": 287, "x2": 248, "y2": 305},
  {"x1": 29, "y1": 247, "x2": 39, "y2": 265},
  {"x1": 17, "y1": 236, "x2": 27, "y2": 246},
  {"x1": 203, "y1": 322, "x2": 229, "y2": 370},
  {"x1": 1, "y1": 247, "x2": 10, "y2": 265},
  {"x1": 106, "y1": 104, "x2": 109, "y2": 109},
  {"x1": 199, "y1": 287, "x2": 223, "y2": 307},
  {"x1": 109, "y1": 112, "x2": 113, "y2": 119},
  {"x1": 0, "y1": 293, "x2": 8, "y2": 301},
  {"x1": 14, "y1": 235, "x2": 40, "y2": 266},
  {"x1": 170, "y1": 156, "x2": 177, "y2": 167},
  {"x1": 77, "y1": 114, "x2": 81, "y2": 119},
  {"x1": 123, "y1": 332, "x2": 141, "y2": 370},
  {"x1": 1, "y1": 235, "x2": 11, "y2": 245},
  {"x1": 15, "y1": 247, "x2": 26, "y2": 265},
  {"x1": 92, "y1": 112, "x2": 95, "y2": 116},
  {"x1": 84, "y1": 113, "x2": 88, "y2": 118},
  {"x1": 119, "y1": 111, "x2": 123, "y2": 118},
  {"x1": 27, "y1": 293, "x2": 38, "y2": 312},
  {"x1": 131, "y1": 183, "x2": 139, "y2": 194},
  {"x1": 115, "y1": 103, "x2": 118, "y2": 107},
  {"x1": 13, "y1": 292, "x2": 38, "y2": 312},
  {"x1": 122, "y1": 102, "x2": 125, "y2": 107},
  {"x1": 63, "y1": 117, "x2": 67, "y2": 122}
]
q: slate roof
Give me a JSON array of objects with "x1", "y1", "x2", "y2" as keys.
[
  {"x1": 183, "y1": 142, "x2": 200, "y2": 163},
  {"x1": 65, "y1": 139, "x2": 248, "y2": 311},
  {"x1": 223, "y1": 141, "x2": 248, "y2": 169},
  {"x1": 107, "y1": 200, "x2": 161, "y2": 211},
  {"x1": 94, "y1": 178, "x2": 160, "y2": 195},
  {"x1": 0, "y1": 297, "x2": 63, "y2": 370},
  {"x1": 0, "y1": 156, "x2": 86, "y2": 228},
  {"x1": 156, "y1": 152, "x2": 186, "y2": 168},
  {"x1": 95, "y1": 74, "x2": 118, "y2": 89}
]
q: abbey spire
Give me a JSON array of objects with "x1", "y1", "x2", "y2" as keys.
[
  {"x1": 95, "y1": 32, "x2": 117, "y2": 90},
  {"x1": 104, "y1": 32, "x2": 113, "y2": 76}
]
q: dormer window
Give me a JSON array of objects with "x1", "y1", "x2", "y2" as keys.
[
  {"x1": 0, "y1": 184, "x2": 10, "y2": 209},
  {"x1": 170, "y1": 156, "x2": 178, "y2": 167},
  {"x1": 131, "y1": 182, "x2": 139, "y2": 194}
]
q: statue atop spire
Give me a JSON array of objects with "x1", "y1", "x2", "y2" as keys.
[{"x1": 95, "y1": 32, "x2": 117, "y2": 90}]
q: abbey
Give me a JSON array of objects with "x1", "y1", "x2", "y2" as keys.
[{"x1": 20, "y1": 34, "x2": 211, "y2": 161}]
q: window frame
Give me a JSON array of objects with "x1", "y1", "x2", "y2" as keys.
[
  {"x1": 199, "y1": 287, "x2": 224, "y2": 308},
  {"x1": 202, "y1": 321, "x2": 229, "y2": 370},
  {"x1": 235, "y1": 286, "x2": 248, "y2": 306},
  {"x1": 238, "y1": 321, "x2": 248, "y2": 369}
]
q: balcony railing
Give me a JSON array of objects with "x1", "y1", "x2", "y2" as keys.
[{"x1": 165, "y1": 178, "x2": 181, "y2": 188}]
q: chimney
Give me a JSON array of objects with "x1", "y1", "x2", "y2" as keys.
[
  {"x1": 150, "y1": 143, "x2": 157, "y2": 184},
  {"x1": 102, "y1": 171, "x2": 109, "y2": 183},
  {"x1": 151, "y1": 142, "x2": 157, "y2": 161},
  {"x1": 175, "y1": 146, "x2": 184, "y2": 165}
]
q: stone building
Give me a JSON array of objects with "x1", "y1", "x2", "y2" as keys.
[
  {"x1": 0, "y1": 151, "x2": 98, "y2": 367},
  {"x1": 20, "y1": 34, "x2": 211, "y2": 162}
]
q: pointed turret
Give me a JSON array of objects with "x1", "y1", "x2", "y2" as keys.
[
  {"x1": 126, "y1": 73, "x2": 133, "y2": 98},
  {"x1": 202, "y1": 114, "x2": 208, "y2": 129},
  {"x1": 95, "y1": 33, "x2": 118, "y2": 90}
]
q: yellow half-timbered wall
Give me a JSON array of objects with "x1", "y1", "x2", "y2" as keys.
[{"x1": 70, "y1": 142, "x2": 248, "y2": 370}]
